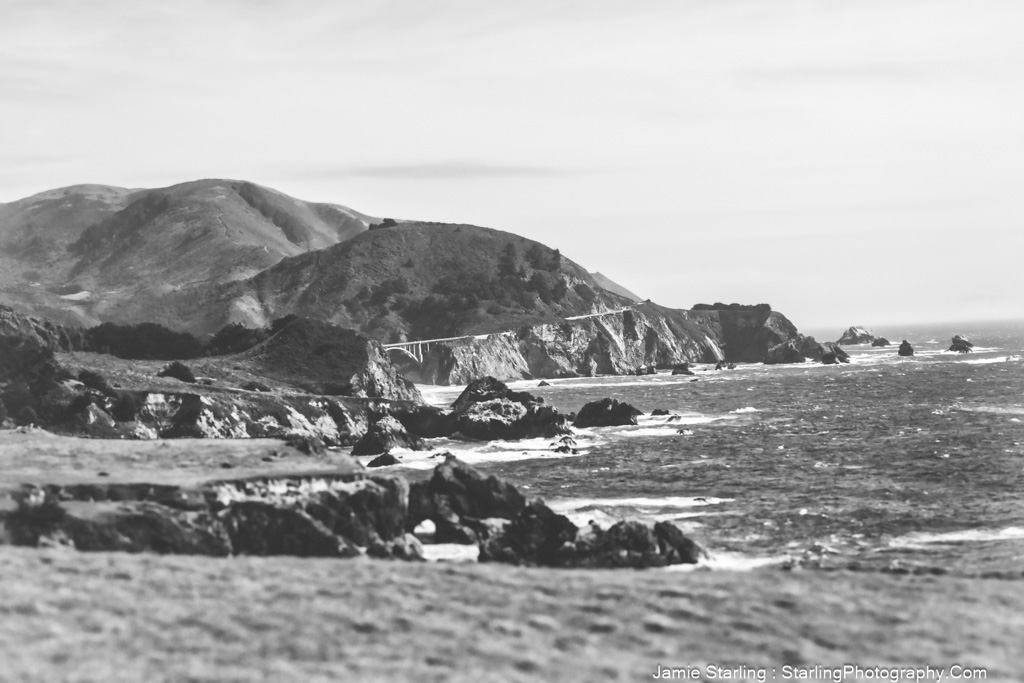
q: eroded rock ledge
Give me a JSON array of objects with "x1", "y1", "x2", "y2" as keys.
[{"x1": 1, "y1": 456, "x2": 704, "y2": 570}]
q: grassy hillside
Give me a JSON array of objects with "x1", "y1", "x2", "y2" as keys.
[
  {"x1": 198, "y1": 221, "x2": 633, "y2": 341},
  {"x1": 0, "y1": 180, "x2": 376, "y2": 327}
]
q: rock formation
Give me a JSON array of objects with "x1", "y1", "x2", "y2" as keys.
[
  {"x1": 837, "y1": 326, "x2": 876, "y2": 345},
  {"x1": 898, "y1": 340, "x2": 914, "y2": 357},
  {"x1": 406, "y1": 303, "x2": 817, "y2": 384},
  {"x1": 573, "y1": 398, "x2": 642, "y2": 428},
  {"x1": 819, "y1": 342, "x2": 851, "y2": 365},
  {"x1": 949, "y1": 335, "x2": 974, "y2": 353},
  {"x1": 871, "y1": 338, "x2": 890, "y2": 347}
]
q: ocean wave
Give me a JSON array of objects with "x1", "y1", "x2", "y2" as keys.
[
  {"x1": 421, "y1": 543, "x2": 480, "y2": 563},
  {"x1": 664, "y1": 552, "x2": 789, "y2": 572},
  {"x1": 889, "y1": 526, "x2": 1024, "y2": 548},
  {"x1": 550, "y1": 495, "x2": 733, "y2": 512},
  {"x1": 730, "y1": 407, "x2": 759, "y2": 414}
]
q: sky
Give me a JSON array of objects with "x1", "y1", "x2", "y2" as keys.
[{"x1": 2, "y1": 0, "x2": 1022, "y2": 331}]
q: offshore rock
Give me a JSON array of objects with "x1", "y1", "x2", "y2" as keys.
[
  {"x1": 350, "y1": 415, "x2": 424, "y2": 455},
  {"x1": 898, "y1": 340, "x2": 915, "y2": 357},
  {"x1": 448, "y1": 377, "x2": 572, "y2": 441},
  {"x1": 573, "y1": 398, "x2": 642, "y2": 428},
  {"x1": 477, "y1": 500, "x2": 580, "y2": 567},
  {"x1": 764, "y1": 341, "x2": 805, "y2": 365},
  {"x1": 450, "y1": 376, "x2": 542, "y2": 413},
  {"x1": 949, "y1": 335, "x2": 974, "y2": 353},
  {"x1": 820, "y1": 342, "x2": 851, "y2": 365},
  {"x1": 837, "y1": 326, "x2": 876, "y2": 345},
  {"x1": 367, "y1": 452, "x2": 401, "y2": 468},
  {"x1": 872, "y1": 338, "x2": 891, "y2": 347},
  {"x1": 407, "y1": 454, "x2": 527, "y2": 534},
  {"x1": 671, "y1": 363, "x2": 694, "y2": 375}
]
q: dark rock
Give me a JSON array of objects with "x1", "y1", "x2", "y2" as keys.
[
  {"x1": 300, "y1": 476, "x2": 410, "y2": 548},
  {"x1": 538, "y1": 381, "x2": 551, "y2": 387},
  {"x1": 445, "y1": 377, "x2": 571, "y2": 441},
  {"x1": 577, "y1": 520, "x2": 664, "y2": 568},
  {"x1": 898, "y1": 340, "x2": 914, "y2": 357},
  {"x1": 221, "y1": 501, "x2": 357, "y2": 557},
  {"x1": 764, "y1": 341, "x2": 805, "y2": 365},
  {"x1": 285, "y1": 433, "x2": 326, "y2": 455},
  {"x1": 451, "y1": 376, "x2": 543, "y2": 413},
  {"x1": 478, "y1": 500, "x2": 579, "y2": 567},
  {"x1": 651, "y1": 408, "x2": 671, "y2": 416},
  {"x1": 552, "y1": 445, "x2": 578, "y2": 454},
  {"x1": 671, "y1": 363, "x2": 694, "y2": 375},
  {"x1": 392, "y1": 404, "x2": 453, "y2": 439},
  {"x1": 653, "y1": 521, "x2": 706, "y2": 564},
  {"x1": 241, "y1": 380, "x2": 271, "y2": 392},
  {"x1": 836, "y1": 326, "x2": 876, "y2": 345},
  {"x1": 367, "y1": 452, "x2": 401, "y2": 468},
  {"x1": 871, "y1": 338, "x2": 890, "y2": 347},
  {"x1": 949, "y1": 335, "x2": 974, "y2": 354},
  {"x1": 453, "y1": 398, "x2": 572, "y2": 441},
  {"x1": 407, "y1": 455, "x2": 526, "y2": 532},
  {"x1": 351, "y1": 415, "x2": 424, "y2": 455},
  {"x1": 820, "y1": 342, "x2": 850, "y2": 365},
  {"x1": 573, "y1": 398, "x2": 642, "y2": 428}
]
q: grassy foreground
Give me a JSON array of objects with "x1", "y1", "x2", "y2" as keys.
[{"x1": 0, "y1": 547, "x2": 1021, "y2": 682}]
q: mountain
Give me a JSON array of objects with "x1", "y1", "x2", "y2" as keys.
[
  {"x1": 126, "y1": 221, "x2": 634, "y2": 339},
  {"x1": 589, "y1": 272, "x2": 642, "y2": 303},
  {"x1": 0, "y1": 180, "x2": 376, "y2": 327}
]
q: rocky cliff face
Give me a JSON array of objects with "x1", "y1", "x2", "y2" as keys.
[{"x1": 400, "y1": 303, "x2": 812, "y2": 385}]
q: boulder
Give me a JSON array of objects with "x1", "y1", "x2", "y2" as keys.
[
  {"x1": 871, "y1": 338, "x2": 891, "y2": 347},
  {"x1": 820, "y1": 342, "x2": 850, "y2": 365},
  {"x1": 392, "y1": 404, "x2": 453, "y2": 439},
  {"x1": 764, "y1": 341, "x2": 805, "y2": 365},
  {"x1": 477, "y1": 500, "x2": 580, "y2": 567},
  {"x1": 836, "y1": 326, "x2": 876, "y2": 345},
  {"x1": 221, "y1": 501, "x2": 357, "y2": 557},
  {"x1": 453, "y1": 399, "x2": 572, "y2": 441},
  {"x1": 651, "y1": 408, "x2": 671, "y2": 416},
  {"x1": 407, "y1": 455, "x2": 527, "y2": 533},
  {"x1": 949, "y1": 335, "x2": 974, "y2": 354},
  {"x1": 576, "y1": 520, "x2": 664, "y2": 568},
  {"x1": 898, "y1": 340, "x2": 914, "y2": 357},
  {"x1": 450, "y1": 376, "x2": 542, "y2": 413},
  {"x1": 448, "y1": 378, "x2": 572, "y2": 441},
  {"x1": 350, "y1": 415, "x2": 424, "y2": 455},
  {"x1": 653, "y1": 521, "x2": 706, "y2": 564},
  {"x1": 367, "y1": 452, "x2": 401, "y2": 468},
  {"x1": 573, "y1": 398, "x2": 642, "y2": 428},
  {"x1": 671, "y1": 363, "x2": 694, "y2": 375}
]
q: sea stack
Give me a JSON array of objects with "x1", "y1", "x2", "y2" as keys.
[
  {"x1": 898, "y1": 340, "x2": 914, "y2": 357},
  {"x1": 837, "y1": 326, "x2": 877, "y2": 345},
  {"x1": 949, "y1": 335, "x2": 974, "y2": 353}
]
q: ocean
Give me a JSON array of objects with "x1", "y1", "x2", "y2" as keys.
[{"x1": 395, "y1": 319, "x2": 1024, "y2": 574}]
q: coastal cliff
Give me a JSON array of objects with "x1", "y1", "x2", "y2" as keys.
[{"x1": 400, "y1": 303, "x2": 812, "y2": 385}]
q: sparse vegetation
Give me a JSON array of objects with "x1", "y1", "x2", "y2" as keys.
[
  {"x1": 206, "y1": 323, "x2": 268, "y2": 356},
  {"x1": 157, "y1": 361, "x2": 197, "y2": 383},
  {"x1": 78, "y1": 369, "x2": 114, "y2": 396},
  {"x1": 85, "y1": 322, "x2": 204, "y2": 360}
]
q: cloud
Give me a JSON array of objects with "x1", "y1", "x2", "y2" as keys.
[{"x1": 291, "y1": 162, "x2": 566, "y2": 181}]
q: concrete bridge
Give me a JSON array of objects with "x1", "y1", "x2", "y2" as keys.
[
  {"x1": 382, "y1": 305, "x2": 638, "y2": 363},
  {"x1": 383, "y1": 333, "x2": 505, "y2": 363}
]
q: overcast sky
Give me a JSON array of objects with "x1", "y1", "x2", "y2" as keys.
[{"x1": 2, "y1": 0, "x2": 1021, "y2": 330}]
